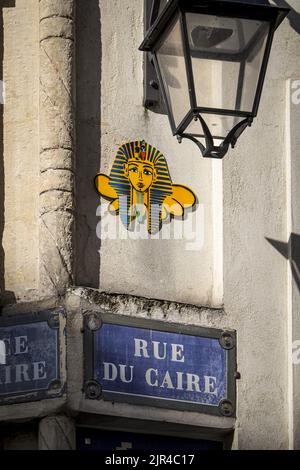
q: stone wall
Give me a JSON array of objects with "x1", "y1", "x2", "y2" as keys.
[
  {"x1": 1, "y1": 0, "x2": 39, "y2": 304},
  {"x1": 0, "y1": 0, "x2": 300, "y2": 450},
  {"x1": 98, "y1": 0, "x2": 222, "y2": 307}
]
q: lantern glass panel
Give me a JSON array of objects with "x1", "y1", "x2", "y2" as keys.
[
  {"x1": 156, "y1": 17, "x2": 191, "y2": 127},
  {"x1": 185, "y1": 114, "x2": 246, "y2": 141},
  {"x1": 157, "y1": 0, "x2": 169, "y2": 16},
  {"x1": 185, "y1": 13, "x2": 270, "y2": 113}
]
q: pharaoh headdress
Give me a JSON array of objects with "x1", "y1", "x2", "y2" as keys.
[{"x1": 109, "y1": 140, "x2": 173, "y2": 234}]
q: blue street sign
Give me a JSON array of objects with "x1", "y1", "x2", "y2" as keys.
[
  {"x1": 76, "y1": 427, "x2": 223, "y2": 451},
  {"x1": 84, "y1": 315, "x2": 236, "y2": 416},
  {"x1": 0, "y1": 309, "x2": 65, "y2": 405}
]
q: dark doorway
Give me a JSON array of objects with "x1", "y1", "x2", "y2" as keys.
[{"x1": 76, "y1": 427, "x2": 223, "y2": 451}]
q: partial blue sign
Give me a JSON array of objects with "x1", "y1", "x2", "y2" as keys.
[
  {"x1": 0, "y1": 309, "x2": 64, "y2": 404},
  {"x1": 86, "y1": 319, "x2": 236, "y2": 415},
  {"x1": 76, "y1": 427, "x2": 223, "y2": 451}
]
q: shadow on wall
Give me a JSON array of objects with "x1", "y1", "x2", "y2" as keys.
[
  {"x1": 0, "y1": 1, "x2": 16, "y2": 308},
  {"x1": 266, "y1": 233, "x2": 300, "y2": 293},
  {"x1": 272, "y1": 0, "x2": 300, "y2": 34},
  {"x1": 75, "y1": 0, "x2": 101, "y2": 288}
]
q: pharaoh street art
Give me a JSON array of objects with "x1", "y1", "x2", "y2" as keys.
[{"x1": 94, "y1": 140, "x2": 196, "y2": 234}]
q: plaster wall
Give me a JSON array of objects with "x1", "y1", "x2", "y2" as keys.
[
  {"x1": 0, "y1": 0, "x2": 299, "y2": 451},
  {"x1": 98, "y1": 0, "x2": 223, "y2": 308},
  {"x1": 98, "y1": 1, "x2": 297, "y2": 447},
  {"x1": 223, "y1": 0, "x2": 300, "y2": 449}
]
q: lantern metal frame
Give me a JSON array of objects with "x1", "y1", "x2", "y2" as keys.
[{"x1": 139, "y1": 0, "x2": 289, "y2": 158}]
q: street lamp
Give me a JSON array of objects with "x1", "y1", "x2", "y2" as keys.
[{"x1": 139, "y1": 0, "x2": 289, "y2": 158}]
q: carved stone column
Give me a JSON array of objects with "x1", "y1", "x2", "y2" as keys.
[
  {"x1": 39, "y1": 0, "x2": 76, "y2": 298},
  {"x1": 39, "y1": 415, "x2": 76, "y2": 450}
]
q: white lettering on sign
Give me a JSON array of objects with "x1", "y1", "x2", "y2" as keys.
[
  {"x1": 102, "y1": 336, "x2": 220, "y2": 397},
  {"x1": 0, "y1": 336, "x2": 31, "y2": 368},
  {"x1": 134, "y1": 338, "x2": 185, "y2": 362},
  {"x1": 160, "y1": 371, "x2": 174, "y2": 389},
  {"x1": 186, "y1": 373, "x2": 201, "y2": 392},
  {"x1": 103, "y1": 362, "x2": 118, "y2": 381},
  {"x1": 15, "y1": 336, "x2": 28, "y2": 355},
  {"x1": 0, "y1": 362, "x2": 48, "y2": 385},
  {"x1": 1, "y1": 335, "x2": 29, "y2": 356},
  {"x1": 143, "y1": 368, "x2": 218, "y2": 393},
  {"x1": 291, "y1": 80, "x2": 300, "y2": 105},
  {"x1": 171, "y1": 343, "x2": 185, "y2": 362},
  {"x1": 176, "y1": 371, "x2": 184, "y2": 390},
  {"x1": 134, "y1": 339, "x2": 149, "y2": 358},
  {"x1": 0, "y1": 334, "x2": 49, "y2": 385},
  {"x1": 119, "y1": 364, "x2": 134, "y2": 383},
  {"x1": 145, "y1": 368, "x2": 158, "y2": 387},
  {"x1": 33, "y1": 361, "x2": 47, "y2": 380},
  {"x1": 153, "y1": 341, "x2": 167, "y2": 360},
  {"x1": 204, "y1": 375, "x2": 218, "y2": 395},
  {"x1": 15, "y1": 364, "x2": 30, "y2": 383},
  {"x1": 103, "y1": 362, "x2": 134, "y2": 383}
]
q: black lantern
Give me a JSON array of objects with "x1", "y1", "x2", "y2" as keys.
[{"x1": 139, "y1": 0, "x2": 289, "y2": 158}]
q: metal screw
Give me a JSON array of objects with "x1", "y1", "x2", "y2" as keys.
[
  {"x1": 219, "y1": 399, "x2": 234, "y2": 417},
  {"x1": 47, "y1": 314, "x2": 60, "y2": 329},
  {"x1": 86, "y1": 313, "x2": 102, "y2": 331},
  {"x1": 89, "y1": 385, "x2": 97, "y2": 397},
  {"x1": 85, "y1": 380, "x2": 102, "y2": 400},
  {"x1": 49, "y1": 380, "x2": 61, "y2": 391},
  {"x1": 219, "y1": 331, "x2": 235, "y2": 350}
]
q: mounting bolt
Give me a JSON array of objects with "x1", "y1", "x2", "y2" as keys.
[
  {"x1": 49, "y1": 379, "x2": 61, "y2": 391},
  {"x1": 219, "y1": 399, "x2": 234, "y2": 417},
  {"x1": 47, "y1": 314, "x2": 60, "y2": 329},
  {"x1": 219, "y1": 331, "x2": 235, "y2": 350},
  {"x1": 85, "y1": 380, "x2": 102, "y2": 400},
  {"x1": 176, "y1": 135, "x2": 182, "y2": 144},
  {"x1": 86, "y1": 313, "x2": 102, "y2": 331}
]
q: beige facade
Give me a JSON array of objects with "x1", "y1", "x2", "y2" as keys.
[
  {"x1": 2, "y1": 0, "x2": 39, "y2": 302},
  {"x1": 0, "y1": 0, "x2": 300, "y2": 451}
]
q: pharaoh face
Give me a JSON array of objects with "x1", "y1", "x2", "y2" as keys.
[{"x1": 125, "y1": 159, "x2": 157, "y2": 192}]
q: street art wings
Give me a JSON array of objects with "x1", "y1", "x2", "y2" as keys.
[{"x1": 94, "y1": 140, "x2": 196, "y2": 234}]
